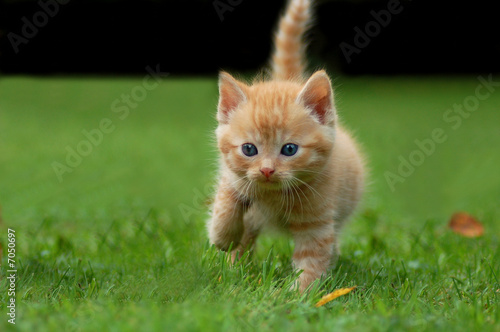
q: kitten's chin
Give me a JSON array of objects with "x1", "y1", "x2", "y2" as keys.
[{"x1": 255, "y1": 179, "x2": 283, "y2": 191}]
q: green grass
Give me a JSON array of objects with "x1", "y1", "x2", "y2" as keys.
[{"x1": 0, "y1": 74, "x2": 499, "y2": 331}]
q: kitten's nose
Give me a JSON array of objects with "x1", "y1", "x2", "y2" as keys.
[{"x1": 260, "y1": 167, "x2": 275, "y2": 179}]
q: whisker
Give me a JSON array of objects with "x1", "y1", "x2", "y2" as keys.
[
  {"x1": 292, "y1": 176, "x2": 326, "y2": 203},
  {"x1": 286, "y1": 179, "x2": 295, "y2": 224},
  {"x1": 289, "y1": 178, "x2": 304, "y2": 218},
  {"x1": 289, "y1": 177, "x2": 312, "y2": 215},
  {"x1": 296, "y1": 169, "x2": 333, "y2": 182}
]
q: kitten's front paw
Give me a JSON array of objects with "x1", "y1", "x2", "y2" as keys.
[
  {"x1": 208, "y1": 218, "x2": 243, "y2": 252},
  {"x1": 212, "y1": 238, "x2": 240, "y2": 252},
  {"x1": 289, "y1": 276, "x2": 316, "y2": 293},
  {"x1": 296, "y1": 271, "x2": 321, "y2": 293}
]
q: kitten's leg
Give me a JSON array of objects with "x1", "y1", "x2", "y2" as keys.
[
  {"x1": 230, "y1": 226, "x2": 260, "y2": 263},
  {"x1": 231, "y1": 206, "x2": 262, "y2": 262},
  {"x1": 208, "y1": 182, "x2": 246, "y2": 251},
  {"x1": 290, "y1": 221, "x2": 336, "y2": 292}
]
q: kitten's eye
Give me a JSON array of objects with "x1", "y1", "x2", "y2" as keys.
[
  {"x1": 242, "y1": 143, "x2": 258, "y2": 157},
  {"x1": 281, "y1": 143, "x2": 299, "y2": 156}
]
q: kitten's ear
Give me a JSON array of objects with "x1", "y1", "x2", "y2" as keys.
[
  {"x1": 217, "y1": 72, "x2": 248, "y2": 124},
  {"x1": 296, "y1": 70, "x2": 335, "y2": 126}
]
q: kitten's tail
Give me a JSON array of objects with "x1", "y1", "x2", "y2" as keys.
[{"x1": 271, "y1": 0, "x2": 313, "y2": 81}]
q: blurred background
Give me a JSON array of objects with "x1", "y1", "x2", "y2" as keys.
[{"x1": 0, "y1": 0, "x2": 499, "y2": 229}]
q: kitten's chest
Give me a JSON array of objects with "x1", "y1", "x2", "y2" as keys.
[{"x1": 253, "y1": 188, "x2": 331, "y2": 224}]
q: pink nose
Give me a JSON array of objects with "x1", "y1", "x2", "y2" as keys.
[{"x1": 260, "y1": 167, "x2": 275, "y2": 179}]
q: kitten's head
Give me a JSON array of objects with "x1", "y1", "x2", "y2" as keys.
[{"x1": 216, "y1": 70, "x2": 336, "y2": 193}]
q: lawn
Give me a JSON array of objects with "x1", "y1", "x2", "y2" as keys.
[{"x1": 0, "y1": 74, "x2": 499, "y2": 331}]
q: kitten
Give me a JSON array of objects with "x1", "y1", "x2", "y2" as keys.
[{"x1": 207, "y1": 0, "x2": 364, "y2": 292}]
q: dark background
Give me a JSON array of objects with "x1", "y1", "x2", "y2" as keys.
[{"x1": 0, "y1": 0, "x2": 499, "y2": 76}]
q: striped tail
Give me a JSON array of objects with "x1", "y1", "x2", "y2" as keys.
[{"x1": 271, "y1": 0, "x2": 313, "y2": 81}]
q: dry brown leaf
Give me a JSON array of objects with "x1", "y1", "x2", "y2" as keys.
[
  {"x1": 448, "y1": 212, "x2": 484, "y2": 238},
  {"x1": 315, "y1": 286, "x2": 357, "y2": 307}
]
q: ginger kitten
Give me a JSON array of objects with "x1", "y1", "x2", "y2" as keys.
[{"x1": 207, "y1": 0, "x2": 364, "y2": 292}]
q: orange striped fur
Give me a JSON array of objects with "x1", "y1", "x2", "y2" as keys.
[
  {"x1": 271, "y1": 0, "x2": 312, "y2": 80},
  {"x1": 208, "y1": 0, "x2": 365, "y2": 292}
]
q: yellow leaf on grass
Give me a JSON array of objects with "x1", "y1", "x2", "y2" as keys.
[{"x1": 315, "y1": 286, "x2": 357, "y2": 307}]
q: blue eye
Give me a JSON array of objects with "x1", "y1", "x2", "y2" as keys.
[
  {"x1": 242, "y1": 143, "x2": 258, "y2": 156},
  {"x1": 281, "y1": 143, "x2": 298, "y2": 156}
]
